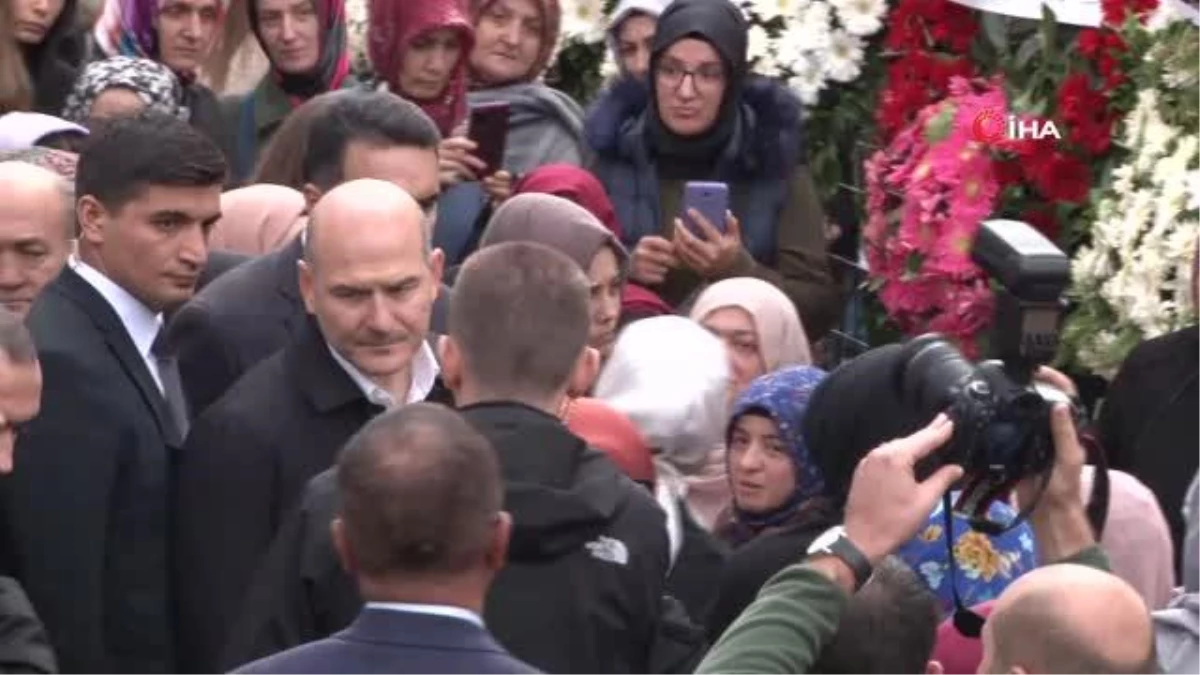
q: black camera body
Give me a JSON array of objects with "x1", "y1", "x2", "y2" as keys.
[{"x1": 898, "y1": 220, "x2": 1071, "y2": 530}]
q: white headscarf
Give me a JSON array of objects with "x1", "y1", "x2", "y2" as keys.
[{"x1": 594, "y1": 315, "x2": 730, "y2": 474}]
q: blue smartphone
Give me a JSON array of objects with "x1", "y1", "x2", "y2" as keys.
[{"x1": 682, "y1": 181, "x2": 729, "y2": 239}]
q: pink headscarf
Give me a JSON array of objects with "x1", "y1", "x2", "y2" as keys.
[
  {"x1": 1082, "y1": 467, "x2": 1176, "y2": 610},
  {"x1": 932, "y1": 601, "x2": 995, "y2": 674},
  {"x1": 689, "y1": 277, "x2": 813, "y2": 371},
  {"x1": 208, "y1": 184, "x2": 306, "y2": 255}
]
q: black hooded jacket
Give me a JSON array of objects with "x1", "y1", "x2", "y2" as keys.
[{"x1": 220, "y1": 402, "x2": 676, "y2": 674}]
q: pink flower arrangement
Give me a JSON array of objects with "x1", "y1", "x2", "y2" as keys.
[{"x1": 864, "y1": 78, "x2": 1009, "y2": 357}]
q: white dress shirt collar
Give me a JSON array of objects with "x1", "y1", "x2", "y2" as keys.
[
  {"x1": 328, "y1": 339, "x2": 440, "y2": 408},
  {"x1": 70, "y1": 257, "x2": 163, "y2": 361},
  {"x1": 364, "y1": 602, "x2": 484, "y2": 628}
]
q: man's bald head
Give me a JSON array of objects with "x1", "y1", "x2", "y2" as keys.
[
  {"x1": 0, "y1": 162, "x2": 74, "y2": 318},
  {"x1": 304, "y1": 178, "x2": 429, "y2": 269},
  {"x1": 983, "y1": 564, "x2": 1156, "y2": 674},
  {"x1": 298, "y1": 178, "x2": 444, "y2": 394},
  {"x1": 0, "y1": 161, "x2": 74, "y2": 239}
]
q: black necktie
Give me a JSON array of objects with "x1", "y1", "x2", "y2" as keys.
[{"x1": 152, "y1": 329, "x2": 190, "y2": 440}]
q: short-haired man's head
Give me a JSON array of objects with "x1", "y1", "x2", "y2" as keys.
[
  {"x1": 74, "y1": 112, "x2": 226, "y2": 311},
  {"x1": 0, "y1": 307, "x2": 41, "y2": 474},
  {"x1": 335, "y1": 403, "x2": 503, "y2": 578},
  {"x1": 984, "y1": 564, "x2": 1158, "y2": 675},
  {"x1": 76, "y1": 112, "x2": 227, "y2": 212},
  {"x1": 0, "y1": 161, "x2": 74, "y2": 317},
  {"x1": 447, "y1": 242, "x2": 592, "y2": 401},
  {"x1": 301, "y1": 90, "x2": 442, "y2": 194},
  {"x1": 813, "y1": 556, "x2": 941, "y2": 674}
]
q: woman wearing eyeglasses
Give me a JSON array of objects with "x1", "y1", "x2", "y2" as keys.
[{"x1": 588, "y1": 0, "x2": 841, "y2": 344}]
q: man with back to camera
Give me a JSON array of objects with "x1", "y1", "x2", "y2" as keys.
[
  {"x1": 175, "y1": 179, "x2": 449, "y2": 673},
  {"x1": 222, "y1": 242, "x2": 672, "y2": 673},
  {"x1": 3, "y1": 112, "x2": 225, "y2": 673},
  {"x1": 234, "y1": 403, "x2": 536, "y2": 674},
  {"x1": 0, "y1": 308, "x2": 56, "y2": 674},
  {"x1": 0, "y1": 162, "x2": 74, "y2": 320},
  {"x1": 168, "y1": 89, "x2": 450, "y2": 419}
]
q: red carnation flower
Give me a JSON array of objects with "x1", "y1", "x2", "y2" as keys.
[{"x1": 1030, "y1": 151, "x2": 1091, "y2": 203}]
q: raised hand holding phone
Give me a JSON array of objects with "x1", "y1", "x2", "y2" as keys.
[{"x1": 674, "y1": 207, "x2": 744, "y2": 278}]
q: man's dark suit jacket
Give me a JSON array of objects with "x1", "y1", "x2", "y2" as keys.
[
  {"x1": 3, "y1": 268, "x2": 180, "y2": 673},
  {"x1": 168, "y1": 237, "x2": 450, "y2": 419},
  {"x1": 234, "y1": 607, "x2": 538, "y2": 674},
  {"x1": 174, "y1": 316, "x2": 452, "y2": 673}
]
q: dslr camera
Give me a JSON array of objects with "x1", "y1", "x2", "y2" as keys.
[{"x1": 898, "y1": 220, "x2": 1072, "y2": 531}]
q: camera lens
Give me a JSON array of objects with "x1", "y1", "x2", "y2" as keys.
[{"x1": 900, "y1": 335, "x2": 980, "y2": 418}]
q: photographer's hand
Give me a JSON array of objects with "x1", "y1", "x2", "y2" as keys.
[
  {"x1": 842, "y1": 414, "x2": 965, "y2": 565},
  {"x1": 1016, "y1": 404, "x2": 1094, "y2": 563}
]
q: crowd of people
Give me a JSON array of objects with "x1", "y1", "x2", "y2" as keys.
[{"x1": 0, "y1": 0, "x2": 1196, "y2": 671}]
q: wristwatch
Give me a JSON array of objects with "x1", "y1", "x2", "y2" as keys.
[{"x1": 807, "y1": 526, "x2": 873, "y2": 591}]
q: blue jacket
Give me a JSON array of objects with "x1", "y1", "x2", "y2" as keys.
[
  {"x1": 234, "y1": 607, "x2": 538, "y2": 674},
  {"x1": 586, "y1": 76, "x2": 808, "y2": 264}
]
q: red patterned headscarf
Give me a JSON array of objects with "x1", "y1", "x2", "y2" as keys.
[
  {"x1": 249, "y1": 0, "x2": 351, "y2": 105},
  {"x1": 468, "y1": 0, "x2": 561, "y2": 85},
  {"x1": 368, "y1": 0, "x2": 474, "y2": 136}
]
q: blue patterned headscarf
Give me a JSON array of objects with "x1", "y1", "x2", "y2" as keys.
[
  {"x1": 726, "y1": 366, "x2": 828, "y2": 533},
  {"x1": 896, "y1": 494, "x2": 1039, "y2": 618}
]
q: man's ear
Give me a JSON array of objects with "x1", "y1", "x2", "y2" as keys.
[
  {"x1": 330, "y1": 518, "x2": 357, "y2": 575},
  {"x1": 429, "y1": 248, "x2": 445, "y2": 287},
  {"x1": 438, "y1": 335, "x2": 463, "y2": 392},
  {"x1": 567, "y1": 346, "x2": 601, "y2": 397},
  {"x1": 76, "y1": 195, "x2": 108, "y2": 246},
  {"x1": 301, "y1": 184, "x2": 323, "y2": 213},
  {"x1": 297, "y1": 259, "x2": 317, "y2": 315},
  {"x1": 925, "y1": 660, "x2": 943, "y2": 675},
  {"x1": 484, "y1": 511, "x2": 512, "y2": 572}
]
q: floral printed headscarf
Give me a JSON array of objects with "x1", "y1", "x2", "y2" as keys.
[
  {"x1": 368, "y1": 0, "x2": 473, "y2": 135},
  {"x1": 61, "y1": 56, "x2": 187, "y2": 123},
  {"x1": 895, "y1": 495, "x2": 1039, "y2": 618},
  {"x1": 93, "y1": 0, "x2": 230, "y2": 77},
  {"x1": 724, "y1": 366, "x2": 829, "y2": 540},
  {"x1": 250, "y1": 0, "x2": 352, "y2": 103}
]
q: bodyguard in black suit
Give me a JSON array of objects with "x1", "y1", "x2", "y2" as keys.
[
  {"x1": 234, "y1": 404, "x2": 536, "y2": 675},
  {"x1": 168, "y1": 90, "x2": 451, "y2": 418},
  {"x1": 4, "y1": 113, "x2": 226, "y2": 672},
  {"x1": 175, "y1": 179, "x2": 449, "y2": 673}
]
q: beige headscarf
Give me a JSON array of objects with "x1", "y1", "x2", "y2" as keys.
[
  {"x1": 208, "y1": 184, "x2": 307, "y2": 255},
  {"x1": 689, "y1": 277, "x2": 813, "y2": 370},
  {"x1": 1082, "y1": 467, "x2": 1177, "y2": 610},
  {"x1": 684, "y1": 277, "x2": 813, "y2": 529},
  {"x1": 481, "y1": 193, "x2": 628, "y2": 269}
]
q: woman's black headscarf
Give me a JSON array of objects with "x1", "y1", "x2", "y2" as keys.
[
  {"x1": 647, "y1": 0, "x2": 747, "y2": 178},
  {"x1": 802, "y1": 344, "x2": 930, "y2": 508}
]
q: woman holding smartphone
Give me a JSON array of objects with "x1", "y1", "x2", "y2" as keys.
[
  {"x1": 588, "y1": 0, "x2": 842, "y2": 343},
  {"x1": 432, "y1": 0, "x2": 589, "y2": 264}
]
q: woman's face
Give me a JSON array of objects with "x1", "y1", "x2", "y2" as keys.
[
  {"x1": 89, "y1": 87, "x2": 148, "y2": 119},
  {"x1": 702, "y1": 306, "x2": 765, "y2": 398},
  {"x1": 399, "y1": 27, "x2": 464, "y2": 101},
  {"x1": 615, "y1": 13, "x2": 656, "y2": 81},
  {"x1": 588, "y1": 246, "x2": 623, "y2": 360},
  {"x1": 470, "y1": 0, "x2": 543, "y2": 86},
  {"x1": 654, "y1": 37, "x2": 726, "y2": 137},
  {"x1": 728, "y1": 413, "x2": 796, "y2": 514},
  {"x1": 11, "y1": 0, "x2": 66, "y2": 44}
]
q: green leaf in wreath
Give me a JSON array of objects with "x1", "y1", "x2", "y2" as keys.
[
  {"x1": 924, "y1": 104, "x2": 956, "y2": 144},
  {"x1": 1015, "y1": 33, "x2": 1044, "y2": 72},
  {"x1": 982, "y1": 13, "x2": 1010, "y2": 55},
  {"x1": 1040, "y1": 5, "x2": 1058, "y2": 61}
]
